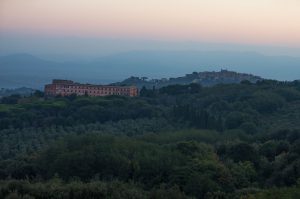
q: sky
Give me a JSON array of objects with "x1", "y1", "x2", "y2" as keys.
[{"x1": 1, "y1": 0, "x2": 300, "y2": 59}]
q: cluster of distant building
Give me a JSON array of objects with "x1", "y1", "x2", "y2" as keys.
[
  {"x1": 119, "y1": 69, "x2": 263, "y2": 89},
  {"x1": 185, "y1": 70, "x2": 262, "y2": 83},
  {"x1": 44, "y1": 80, "x2": 138, "y2": 97}
]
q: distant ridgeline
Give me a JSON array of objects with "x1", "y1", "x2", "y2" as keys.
[
  {"x1": 0, "y1": 87, "x2": 35, "y2": 98},
  {"x1": 114, "y1": 70, "x2": 263, "y2": 89}
]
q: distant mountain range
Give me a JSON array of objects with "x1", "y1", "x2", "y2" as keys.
[
  {"x1": 0, "y1": 87, "x2": 36, "y2": 98},
  {"x1": 1, "y1": 51, "x2": 300, "y2": 88},
  {"x1": 113, "y1": 70, "x2": 263, "y2": 89}
]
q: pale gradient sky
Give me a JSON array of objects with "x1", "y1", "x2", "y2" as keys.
[
  {"x1": 1, "y1": 0, "x2": 300, "y2": 84},
  {"x1": 1, "y1": 0, "x2": 300, "y2": 61},
  {"x1": 1, "y1": 0, "x2": 300, "y2": 46}
]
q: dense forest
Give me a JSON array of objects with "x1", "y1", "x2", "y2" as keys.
[{"x1": 1, "y1": 80, "x2": 300, "y2": 198}]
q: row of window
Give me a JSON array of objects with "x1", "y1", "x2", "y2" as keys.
[
  {"x1": 58, "y1": 90, "x2": 131, "y2": 94},
  {"x1": 57, "y1": 85, "x2": 130, "y2": 91}
]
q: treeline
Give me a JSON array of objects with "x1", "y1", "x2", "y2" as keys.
[
  {"x1": 0, "y1": 80, "x2": 300, "y2": 198},
  {"x1": 0, "y1": 179, "x2": 190, "y2": 199},
  {"x1": 0, "y1": 94, "x2": 165, "y2": 130},
  {"x1": 2, "y1": 129, "x2": 300, "y2": 198}
]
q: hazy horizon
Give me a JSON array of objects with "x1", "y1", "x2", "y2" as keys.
[
  {"x1": 0, "y1": 0, "x2": 299, "y2": 88},
  {"x1": 1, "y1": 50, "x2": 300, "y2": 89},
  {"x1": 2, "y1": 35, "x2": 300, "y2": 61}
]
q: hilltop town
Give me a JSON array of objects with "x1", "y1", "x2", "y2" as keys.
[{"x1": 114, "y1": 69, "x2": 263, "y2": 89}]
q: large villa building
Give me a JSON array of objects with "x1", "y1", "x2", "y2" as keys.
[{"x1": 45, "y1": 79, "x2": 138, "y2": 97}]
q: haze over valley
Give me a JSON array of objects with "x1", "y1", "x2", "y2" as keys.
[{"x1": 1, "y1": 50, "x2": 300, "y2": 89}]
